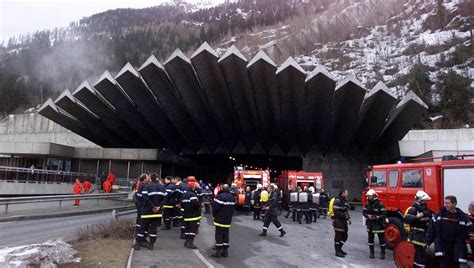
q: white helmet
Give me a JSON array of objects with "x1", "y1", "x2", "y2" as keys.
[
  {"x1": 415, "y1": 190, "x2": 431, "y2": 201},
  {"x1": 366, "y1": 189, "x2": 377, "y2": 196},
  {"x1": 309, "y1": 186, "x2": 315, "y2": 192},
  {"x1": 257, "y1": 184, "x2": 263, "y2": 189},
  {"x1": 231, "y1": 183, "x2": 237, "y2": 187}
]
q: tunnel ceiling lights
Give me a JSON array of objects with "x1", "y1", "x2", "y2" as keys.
[{"x1": 38, "y1": 42, "x2": 428, "y2": 157}]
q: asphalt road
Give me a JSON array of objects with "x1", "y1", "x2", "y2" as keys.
[
  {"x1": 132, "y1": 206, "x2": 398, "y2": 268},
  {"x1": 0, "y1": 212, "x2": 134, "y2": 247}
]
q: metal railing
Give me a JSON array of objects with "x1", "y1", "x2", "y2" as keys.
[
  {"x1": 112, "y1": 208, "x2": 137, "y2": 220},
  {"x1": 0, "y1": 192, "x2": 128, "y2": 214},
  {"x1": 0, "y1": 166, "x2": 97, "y2": 184}
]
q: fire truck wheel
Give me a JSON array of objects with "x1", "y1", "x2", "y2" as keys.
[{"x1": 385, "y1": 217, "x2": 407, "y2": 250}]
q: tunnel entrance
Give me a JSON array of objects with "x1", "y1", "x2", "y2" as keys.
[{"x1": 162, "y1": 155, "x2": 302, "y2": 185}]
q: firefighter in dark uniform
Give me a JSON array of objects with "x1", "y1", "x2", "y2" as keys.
[
  {"x1": 404, "y1": 190, "x2": 432, "y2": 267},
  {"x1": 363, "y1": 189, "x2": 387, "y2": 259},
  {"x1": 202, "y1": 186, "x2": 213, "y2": 214},
  {"x1": 252, "y1": 184, "x2": 262, "y2": 220},
  {"x1": 134, "y1": 174, "x2": 148, "y2": 234},
  {"x1": 468, "y1": 201, "x2": 474, "y2": 261},
  {"x1": 298, "y1": 186, "x2": 312, "y2": 224},
  {"x1": 319, "y1": 189, "x2": 329, "y2": 219},
  {"x1": 243, "y1": 186, "x2": 252, "y2": 215},
  {"x1": 333, "y1": 188, "x2": 351, "y2": 258},
  {"x1": 133, "y1": 174, "x2": 165, "y2": 250},
  {"x1": 174, "y1": 177, "x2": 186, "y2": 228},
  {"x1": 426, "y1": 195, "x2": 471, "y2": 267},
  {"x1": 259, "y1": 184, "x2": 286, "y2": 237},
  {"x1": 211, "y1": 184, "x2": 236, "y2": 258},
  {"x1": 181, "y1": 176, "x2": 201, "y2": 249},
  {"x1": 162, "y1": 176, "x2": 176, "y2": 230},
  {"x1": 309, "y1": 186, "x2": 318, "y2": 223},
  {"x1": 285, "y1": 185, "x2": 298, "y2": 221}
]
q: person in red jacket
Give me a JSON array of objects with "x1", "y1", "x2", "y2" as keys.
[
  {"x1": 73, "y1": 179, "x2": 83, "y2": 206},
  {"x1": 103, "y1": 179, "x2": 112, "y2": 195},
  {"x1": 83, "y1": 180, "x2": 92, "y2": 194},
  {"x1": 107, "y1": 172, "x2": 116, "y2": 185}
]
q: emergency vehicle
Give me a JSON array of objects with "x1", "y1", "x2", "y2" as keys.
[
  {"x1": 277, "y1": 170, "x2": 324, "y2": 208},
  {"x1": 233, "y1": 167, "x2": 270, "y2": 206},
  {"x1": 362, "y1": 155, "x2": 474, "y2": 266}
]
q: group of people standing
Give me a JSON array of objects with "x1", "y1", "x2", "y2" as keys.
[
  {"x1": 284, "y1": 185, "x2": 330, "y2": 224},
  {"x1": 132, "y1": 173, "x2": 238, "y2": 258},
  {"x1": 72, "y1": 178, "x2": 92, "y2": 206}
]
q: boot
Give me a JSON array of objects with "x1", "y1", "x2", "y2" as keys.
[
  {"x1": 186, "y1": 242, "x2": 197, "y2": 249},
  {"x1": 380, "y1": 246, "x2": 385, "y2": 259},
  {"x1": 258, "y1": 230, "x2": 267, "y2": 236},
  {"x1": 369, "y1": 245, "x2": 375, "y2": 259},
  {"x1": 133, "y1": 240, "x2": 141, "y2": 250},
  {"x1": 221, "y1": 247, "x2": 228, "y2": 257},
  {"x1": 335, "y1": 244, "x2": 345, "y2": 258},
  {"x1": 279, "y1": 229, "x2": 286, "y2": 237},
  {"x1": 148, "y1": 243, "x2": 154, "y2": 250},
  {"x1": 211, "y1": 247, "x2": 222, "y2": 258},
  {"x1": 340, "y1": 247, "x2": 347, "y2": 256}
]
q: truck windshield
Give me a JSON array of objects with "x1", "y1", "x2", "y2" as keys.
[{"x1": 369, "y1": 170, "x2": 386, "y2": 187}]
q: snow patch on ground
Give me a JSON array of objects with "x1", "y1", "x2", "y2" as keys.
[{"x1": 0, "y1": 239, "x2": 80, "y2": 267}]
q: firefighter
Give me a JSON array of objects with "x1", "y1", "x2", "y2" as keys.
[
  {"x1": 259, "y1": 184, "x2": 286, "y2": 237},
  {"x1": 298, "y1": 186, "x2": 312, "y2": 224},
  {"x1": 243, "y1": 186, "x2": 252, "y2": 216},
  {"x1": 83, "y1": 179, "x2": 92, "y2": 194},
  {"x1": 309, "y1": 186, "x2": 318, "y2": 223},
  {"x1": 363, "y1": 189, "x2": 387, "y2": 259},
  {"x1": 73, "y1": 179, "x2": 83, "y2": 206},
  {"x1": 107, "y1": 171, "x2": 116, "y2": 185},
  {"x1": 211, "y1": 184, "x2": 236, "y2": 258},
  {"x1": 133, "y1": 174, "x2": 165, "y2": 250},
  {"x1": 134, "y1": 174, "x2": 148, "y2": 233},
  {"x1": 174, "y1": 177, "x2": 185, "y2": 228},
  {"x1": 468, "y1": 201, "x2": 474, "y2": 260},
  {"x1": 150, "y1": 173, "x2": 162, "y2": 227},
  {"x1": 181, "y1": 176, "x2": 201, "y2": 249},
  {"x1": 260, "y1": 185, "x2": 269, "y2": 220},
  {"x1": 333, "y1": 188, "x2": 351, "y2": 258},
  {"x1": 404, "y1": 190, "x2": 432, "y2": 267},
  {"x1": 285, "y1": 185, "x2": 298, "y2": 221},
  {"x1": 319, "y1": 189, "x2": 329, "y2": 219},
  {"x1": 252, "y1": 184, "x2": 262, "y2": 220},
  {"x1": 162, "y1": 176, "x2": 176, "y2": 230},
  {"x1": 202, "y1": 186, "x2": 213, "y2": 214},
  {"x1": 426, "y1": 195, "x2": 471, "y2": 267}
]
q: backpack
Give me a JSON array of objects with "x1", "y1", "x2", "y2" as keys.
[{"x1": 328, "y1": 197, "x2": 336, "y2": 217}]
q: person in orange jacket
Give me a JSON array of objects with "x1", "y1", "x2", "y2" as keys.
[
  {"x1": 83, "y1": 180, "x2": 92, "y2": 194},
  {"x1": 73, "y1": 179, "x2": 83, "y2": 206},
  {"x1": 103, "y1": 179, "x2": 112, "y2": 195}
]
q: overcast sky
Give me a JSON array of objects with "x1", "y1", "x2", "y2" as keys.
[{"x1": 0, "y1": 0, "x2": 172, "y2": 43}]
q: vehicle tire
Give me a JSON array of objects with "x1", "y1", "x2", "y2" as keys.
[{"x1": 385, "y1": 216, "x2": 407, "y2": 250}]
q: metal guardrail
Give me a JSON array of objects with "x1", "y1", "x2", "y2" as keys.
[
  {"x1": 112, "y1": 208, "x2": 137, "y2": 220},
  {"x1": 0, "y1": 192, "x2": 128, "y2": 214},
  {"x1": 0, "y1": 166, "x2": 97, "y2": 184}
]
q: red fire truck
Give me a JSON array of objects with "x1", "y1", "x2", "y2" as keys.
[
  {"x1": 362, "y1": 155, "x2": 474, "y2": 266},
  {"x1": 233, "y1": 168, "x2": 270, "y2": 206},
  {"x1": 277, "y1": 170, "x2": 324, "y2": 208}
]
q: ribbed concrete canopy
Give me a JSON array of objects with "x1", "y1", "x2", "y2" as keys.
[{"x1": 39, "y1": 42, "x2": 428, "y2": 156}]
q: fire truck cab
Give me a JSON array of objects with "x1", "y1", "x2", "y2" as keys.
[
  {"x1": 277, "y1": 170, "x2": 324, "y2": 208},
  {"x1": 233, "y1": 168, "x2": 270, "y2": 206},
  {"x1": 362, "y1": 156, "x2": 474, "y2": 249}
]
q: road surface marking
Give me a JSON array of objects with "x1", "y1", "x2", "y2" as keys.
[
  {"x1": 193, "y1": 249, "x2": 214, "y2": 268},
  {"x1": 126, "y1": 247, "x2": 134, "y2": 268}
]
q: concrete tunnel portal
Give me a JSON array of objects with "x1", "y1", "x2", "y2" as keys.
[{"x1": 38, "y1": 42, "x2": 428, "y2": 194}]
